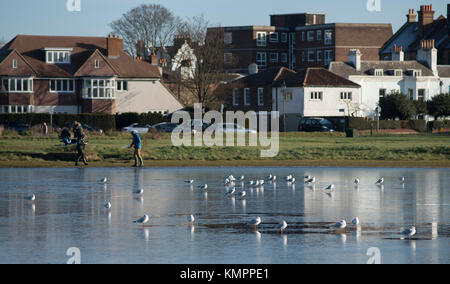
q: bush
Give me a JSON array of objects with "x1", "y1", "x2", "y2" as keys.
[
  {"x1": 428, "y1": 94, "x2": 450, "y2": 119},
  {"x1": 379, "y1": 91, "x2": 416, "y2": 120},
  {"x1": 430, "y1": 120, "x2": 450, "y2": 130},
  {"x1": 0, "y1": 125, "x2": 3, "y2": 137},
  {"x1": 115, "y1": 112, "x2": 169, "y2": 129}
]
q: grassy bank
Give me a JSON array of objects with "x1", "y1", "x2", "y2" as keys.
[{"x1": 0, "y1": 131, "x2": 449, "y2": 168}]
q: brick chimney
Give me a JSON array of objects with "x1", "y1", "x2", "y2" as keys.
[
  {"x1": 418, "y1": 5, "x2": 435, "y2": 38},
  {"x1": 406, "y1": 9, "x2": 417, "y2": 23},
  {"x1": 348, "y1": 49, "x2": 361, "y2": 71},
  {"x1": 150, "y1": 49, "x2": 159, "y2": 66},
  {"x1": 417, "y1": 39, "x2": 437, "y2": 76},
  {"x1": 107, "y1": 35, "x2": 123, "y2": 58},
  {"x1": 392, "y1": 45, "x2": 404, "y2": 62}
]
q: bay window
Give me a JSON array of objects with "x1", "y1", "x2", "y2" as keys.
[
  {"x1": 83, "y1": 78, "x2": 115, "y2": 99},
  {"x1": 0, "y1": 78, "x2": 33, "y2": 93}
]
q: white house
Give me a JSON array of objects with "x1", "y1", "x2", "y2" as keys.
[
  {"x1": 272, "y1": 68, "x2": 361, "y2": 131},
  {"x1": 329, "y1": 40, "x2": 450, "y2": 118},
  {"x1": 171, "y1": 41, "x2": 197, "y2": 80}
]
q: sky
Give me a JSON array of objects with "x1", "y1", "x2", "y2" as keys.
[{"x1": 0, "y1": 0, "x2": 448, "y2": 43}]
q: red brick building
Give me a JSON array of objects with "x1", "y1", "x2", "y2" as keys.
[{"x1": 0, "y1": 35, "x2": 183, "y2": 114}]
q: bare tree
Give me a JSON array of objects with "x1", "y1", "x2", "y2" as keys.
[
  {"x1": 178, "y1": 16, "x2": 227, "y2": 109},
  {"x1": 109, "y1": 4, "x2": 181, "y2": 57}
]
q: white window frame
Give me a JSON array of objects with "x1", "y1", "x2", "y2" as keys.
[
  {"x1": 310, "y1": 91, "x2": 323, "y2": 101},
  {"x1": 301, "y1": 32, "x2": 305, "y2": 41},
  {"x1": 0, "y1": 78, "x2": 33, "y2": 93},
  {"x1": 270, "y1": 53, "x2": 279, "y2": 63},
  {"x1": 256, "y1": 52, "x2": 267, "y2": 69},
  {"x1": 232, "y1": 89, "x2": 239, "y2": 106},
  {"x1": 244, "y1": 88, "x2": 251, "y2": 106},
  {"x1": 281, "y1": 33, "x2": 288, "y2": 43},
  {"x1": 82, "y1": 78, "x2": 116, "y2": 99},
  {"x1": 324, "y1": 30, "x2": 333, "y2": 45},
  {"x1": 340, "y1": 92, "x2": 352, "y2": 101},
  {"x1": 45, "y1": 49, "x2": 72, "y2": 64},
  {"x1": 269, "y1": 32, "x2": 279, "y2": 42},
  {"x1": 317, "y1": 30, "x2": 322, "y2": 41},
  {"x1": 224, "y1": 32, "x2": 233, "y2": 44},
  {"x1": 94, "y1": 60, "x2": 100, "y2": 69},
  {"x1": 418, "y1": 89, "x2": 426, "y2": 102},
  {"x1": 307, "y1": 31, "x2": 315, "y2": 41},
  {"x1": 324, "y1": 50, "x2": 333, "y2": 65},
  {"x1": 0, "y1": 105, "x2": 33, "y2": 114},
  {"x1": 50, "y1": 79, "x2": 75, "y2": 94},
  {"x1": 12, "y1": 59, "x2": 18, "y2": 69},
  {"x1": 257, "y1": 88, "x2": 264, "y2": 106},
  {"x1": 408, "y1": 89, "x2": 414, "y2": 100},
  {"x1": 308, "y1": 50, "x2": 315, "y2": 62},
  {"x1": 379, "y1": 89, "x2": 387, "y2": 99},
  {"x1": 281, "y1": 53, "x2": 288, "y2": 63},
  {"x1": 317, "y1": 51, "x2": 322, "y2": 62},
  {"x1": 256, "y1": 32, "x2": 267, "y2": 47},
  {"x1": 117, "y1": 80, "x2": 128, "y2": 92}
]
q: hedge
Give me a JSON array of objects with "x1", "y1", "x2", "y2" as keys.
[
  {"x1": 115, "y1": 112, "x2": 169, "y2": 129},
  {"x1": 347, "y1": 117, "x2": 427, "y2": 132},
  {"x1": 429, "y1": 120, "x2": 450, "y2": 130}
]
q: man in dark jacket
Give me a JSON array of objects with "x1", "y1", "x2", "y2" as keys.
[{"x1": 73, "y1": 122, "x2": 88, "y2": 166}]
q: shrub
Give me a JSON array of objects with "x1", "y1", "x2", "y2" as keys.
[
  {"x1": 115, "y1": 112, "x2": 169, "y2": 129},
  {"x1": 428, "y1": 94, "x2": 450, "y2": 119},
  {"x1": 0, "y1": 125, "x2": 3, "y2": 137},
  {"x1": 379, "y1": 91, "x2": 416, "y2": 120}
]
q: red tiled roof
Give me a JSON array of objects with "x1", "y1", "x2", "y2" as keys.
[
  {"x1": 0, "y1": 35, "x2": 161, "y2": 78},
  {"x1": 273, "y1": 68, "x2": 360, "y2": 88}
]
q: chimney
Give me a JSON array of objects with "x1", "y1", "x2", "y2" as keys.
[
  {"x1": 417, "y1": 39, "x2": 438, "y2": 76},
  {"x1": 150, "y1": 49, "x2": 159, "y2": 66},
  {"x1": 392, "y1": 45, "x2": 404, "y2": 61},
  {"x1": 406, "y1": 9, "x2": 417, "y2": 23},
  {"x1": 418, "y1": 5, "x2": 435, "y2": 37},
  {"x1": 107, "y1": 35, "x2": 123, "y2": 58},
  {"x1": 136, "y1": 40, "x2": 145, "y2": 58},
  {"x1": 348, "y1": 49, "x2": 362, "y2": 71}
]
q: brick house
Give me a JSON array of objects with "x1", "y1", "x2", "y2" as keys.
[
  {"x1": 380, "y1": 4, "x2": 450, "y2": 65},
  {"x1": 0, "y1": 35, "x2": 183, "y2": 114}
]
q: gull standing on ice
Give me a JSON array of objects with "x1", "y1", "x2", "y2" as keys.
[
  {"x1": 376, "y1": 178, "x2": 384, "y2": 185},
  {"x1": 99, "y1": 177, "x2": 108, "y2": 184},
  {"x1": 333, "y1": 220, "x2": 347, "y2": 229},
  {"x1": 354, "y1": 178, "x2": 360, "y2": 185},
  {"x1": 248, "y1": 217, "x2": 262, "y2": 229},
  {"x1": 305, "y1": 177, "x2": 316, "y2": 184},
  {"x1": 185, "y1": 180, "x2": 194, "y2": 184},
  {"x1": 25, "y1": 194, "x2": 36, "y2": 201},
  {"x1": 275, "y1": 220, "x2": 288, "y2": 234},
  {"x1": 226, "y1": 187, "x2": 236, "y2": 196},
  {"x1": 134, "y1": 188, "x2": 144, "y2": 195},
  {"x1": 401, "y1": 226, "x2": 416, "y2": 239},
  {"x1": 325, "y1": 184, "x2": 335, "y2": 191},
  {"x1": 352, "y1": 217, "x2": 360, "y2": 226},
  {"x1": 188, "y1": 215, "x2": 195, "y2": 224},
  {"x1": 134, "y1": 215, "x2": 150, "y2": 227},
  {"x1": 104, "y1": 202, "x2": 112, "y2": 209},
  {"x1": 199, "y1": 184, "x2": 208, "y2": 191},
  {"x1": 236, "y1": 191, "x2": 247, "y2": 200}
]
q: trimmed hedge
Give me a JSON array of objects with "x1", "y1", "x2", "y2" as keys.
[
  {"x1": 0, "y1": 113, "x2": 116, "y2": 131},
  {"x1": 115, "y1": 112, "x2": 169, "y2": 129},
  {"x1": 429, "y1": 120, "x2": 450, "y2": 130},
  {"x1": 347, "y1": 117, "x2": 427, "y2": 132}
]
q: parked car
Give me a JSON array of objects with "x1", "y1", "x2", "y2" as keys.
[
  {"x1": 191, "y1": 120, "x2": 211, "y2": 133},
  {"x1": 209, "y1": 123, "x2": 257, "y2": 134},
  {"x1": 2, "y1": 121, "x2": 30, "y2": 133},
  {"x1": 298, "y1": 118, "x2": 336, "y2": 132},
  {"x1": 82, "y1": 123, "x2": 103, "y2": 133},
  {"x1": 149, "y1": 122, "x2": 180, "y2": 133},
  {"x1": 122, "y1": 123, "x2": 152, "y2": 134}
]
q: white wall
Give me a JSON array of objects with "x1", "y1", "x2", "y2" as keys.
[{"x1": 116, "y1": 80, "x2": 183, "y2": 114}]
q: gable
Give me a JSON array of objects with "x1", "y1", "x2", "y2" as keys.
[
  {"x1": 0, "y1": 50, "x2": 36, "y2": 76},
  {"x1": 75, "y1": 50, "x2": 117, "y2": 77}
]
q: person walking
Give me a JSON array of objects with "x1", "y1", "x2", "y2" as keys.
[
  {"x1": 129, "y1": 130, "x2": 144, "y2": 167},
  {"x1": 72, "y1": 121, "x2": 88, "y2": 166},
  {"x1": 42, "y1": 122, "x2": 48, "y2": 136}
]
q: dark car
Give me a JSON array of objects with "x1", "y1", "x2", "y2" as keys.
[
  {"x1": 298, "y1": 118, "x2": 336, "y2": 132},
  {"x1": 2, "y1": 121, "x2": 30, "y2": 133},
  {"x1": 82, "y1": 124, "x2": 103, "y2": 133},
  {"x1": 149, "y1": 122, "x2": 180, "y2": 133}
]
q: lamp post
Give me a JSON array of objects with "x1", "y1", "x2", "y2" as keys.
[
  {"x1": 375, "y1": 106, "x2": 380, "y2": 132},
  {"x1": 281, "y1": 81, "x2": 287, "y2": 132}
]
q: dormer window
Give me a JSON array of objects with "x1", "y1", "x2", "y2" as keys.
[
  {"x1": 395, "y1": 70, "x2": 403, "y2": 77},
  {"x1": 374, "y1": 69, "x2": 384, "y2": 76},
  {"x1": 44, "y1": 48, "x2": 72, "y2": 64},
  {"x1": 94, "y1": 60, "x2": 100, "y2": 69},
  {"x1": 407, "y1": 69, "x2": 422, "y2": 77},
  {"x1": 12, "y1": 59, "x2": 17, "y2": 69}
]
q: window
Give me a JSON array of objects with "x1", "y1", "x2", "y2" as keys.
[
  {"x1": 317, "y1": 30, "x2": 322, "y2": 41},
  {"x1": 379, "y1": 89, "x2": 386, "y2": 99},
  {"x1": 302, "y1": 52, "x2": 306, "y2": 62},
  {"x1": 117, "y1": 80, "x2": 128, "y2": 92},
  {"x1": 395, "y1": 70, "x2": 403, "y2": 77},
  {"x1": 94, "y1": 60, "x2": 100, "y2": 69},
  {"x1": 317, "y1": 51, "x2": 322, "y2": 62},
  {"x1": 256, "y1": 32, "x2": 267, "y2": 47},
  {"x1": 310, "y1": 92, "x2": 323, "y2": 100},
  {"x1": 418, "y1": 89, "x2": 425, "y2": 102},
  {"x1": 256, "y1": 52, "x2": 267, "y2": 68},
  {"x1": 324, "y1": 30, "x2": 333, "y2": 45},
  {"x1": 414, "y1": 70, "x2": 422, "y2": 77},
  {"x1": 224, "y1": 32, "x2": 233, "y2": 44},
  {"x1": 224, "y1": 53, "x2": 233, "y2": 64},
  {"x1": 244, "y1": 88, "x2": 250, "y2": 106},
  {"x1": 12, "y1": 59, "x2": 18, "y2": 69},
  {"x1": 374, "y1": 69, "x2": 384, "y2": 76},
  {"x1": 45, "y1": 49, "x2": 72, "y2": 64},
  {"x1": 50, "y1": 79, "x2": 75, "y2": 93},
  {"x1": 0, "y1": 105, "x2": 32, "y2": 114},
  {"x1": 308, "y1": 50, "x2": 315, "y2": 62},
  {"x1": 301, "y1": 32, "x2": 305, "y2": 41},
  {"x1": 281, "y1": 33, "x2": 288, "y2": 43},
  {"x1": 340, "y1": 92, "x2": 352, "y2": 100},
  {"x1": 83, "y1": 79, "x2": 115, "y2": 99},
  {"x1": 408, "y1": 89, "x2": 414, "y2": 100},
  {"x1": 232, "y1": 89, "x2": 239, "y2": 106},
  {"x1": 307, "y1": 31, "x2": 315, "y2": 41},
  {"x1": 324, "y1": 50, "x2": 333, "y2": 65},
  {"x1": 283, "y1": 91, "x2": 293, "y2": 102},
  {"x1": 270, "y1": 53, "x2": 278, "y2": 63},
  {"x1": 0, "y1": 78, "x2": 33, "y2": 93},
  {"x1": 269, "y1": 32, "x2": 279, "y2": 42},
  {"x1": 281, "y1": 53, "x2": 288, "y2": 63},
  {"x1": 257, "y1": 88, "x2": 264, "y2": 106}
]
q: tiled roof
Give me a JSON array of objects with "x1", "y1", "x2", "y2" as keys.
[
  {"x1": 235, "y1": 67, "x2": 296, "y2": 87},
  {"x1": 329, "y1": 61, "x2": 435, "y2": 77},
  {"x1": 273, "y1": 67, "x2": 360, "y2": 88},
  {"x1": 0, "y1": 35, "x2": 161, "y2": 78},
  {"x1": 437, "y1": 65, "x2": 450, "y2": 78}
]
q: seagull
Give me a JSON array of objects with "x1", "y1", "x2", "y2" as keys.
[
  {"x1": 248, "y1": 217, "x2": 262, "y2": 229},
  {"x1": 246, "y1": 180, "x2": 255, "y2": 186},
  {"x1": 99, "y1": 177, "x2": 108, "y2": 184},
  {"x1": 304, "y1": 175, "x2": 312, "y2": 180},
  {"x1": 134, "y1": 188, "x2": 144, "y2": 195},
  {"x1": 236, "y1": 191, "x2": 246, "y2": 199},
  {"x1": 226, "y1": 187, "x2": 236, "y2": 196},
  {"x1": 271, "y1": 176, "x2": 277, "y2": 182},
  {"x1": 25, "y1": 194, "x2": 36, "y2": 201},
  {"x1": 400, "y1": 177, "x2": 405, "y2": 183},
  {"x1": 258, "y1": 180, "x2": 265, "y2": 186},
  {"x1": 238, "y1": 176, "x2": 245, "y2": 182},
  {"x1": 285, "y1": 175, "x2": 293, "y2": 181},
  {"x1": 401, "y1": 226, "x2": 416, "y2": 239},
  {"x1": 185, "y1": 180, "x2": 194, "y2": 184},
  {"x1": 275, "y1": 220, "x2": 288, "y2": 234},
  {"x1": 305, "y1": 177, "x2": 316, "y2": 184},
  {"x1": 354, "y1": 178, "x2": 360, "y2": 185},
  {"x1": 199, "y1": 184, "x2": 208, "y2": 191},
  {"x1": 376, "y1": 178, "x2": 384, "y2": 185},
  {"x1": 325, "y1": 184, "x2": 335, "y2": 191},
  {"x1": 333, "y1": 220, "x2": 347, "y2": 229},
  {"x1": 187, "y1": 215, "x2": 195, "y2": 224},
  {"x1": 266, "y1": 175, "x2": 273, "y2": 181},
  {"x1": 289, "y1": 178, "x2": 296, "y2": 184},
  {"x1": 227, "y1": 175, "x2": 236, "y2": 182},
  {"x1": 104, "y1": 202, "x2": 112, "y2": 209},
  {"x1": 134, "y1": 215, "x2": 150, "y2": 227},
  {"x1": 352, "y1": 217, "x2": 360, "y2": 225}
]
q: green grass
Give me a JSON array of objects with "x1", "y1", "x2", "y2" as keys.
[{"x1": 0, "y1": 131, "x2": 449, "y2": 168}]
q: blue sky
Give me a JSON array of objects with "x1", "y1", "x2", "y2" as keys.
[{"x1": 0, "y1": 0, "x2": 448, "y2": 42}]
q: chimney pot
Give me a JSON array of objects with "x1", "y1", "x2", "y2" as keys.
[{"x1": 107, "y1": 35, "x2": 123, "y2": 58}]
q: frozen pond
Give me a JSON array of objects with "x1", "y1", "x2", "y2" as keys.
[{"x1": 0, "y1": 167, "x2": 449, "y2": 264}]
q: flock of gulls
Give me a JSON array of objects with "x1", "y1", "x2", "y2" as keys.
[{"x1": 23, "y1": 173, "x2": 417, "y2": 239}]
